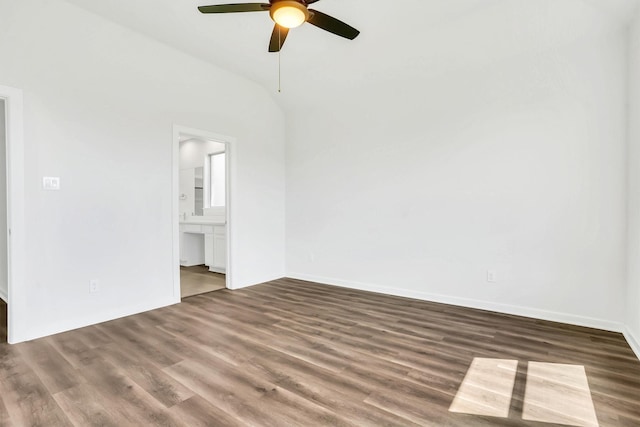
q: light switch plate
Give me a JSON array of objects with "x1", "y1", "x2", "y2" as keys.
[
  {"x1": 43, "y1": 177, "x2": 60, "y2": 190},
  {"x1": 487, "y1": 270, "x2": 497, "y2": 283}
]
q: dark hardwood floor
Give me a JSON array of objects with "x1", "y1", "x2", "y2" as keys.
[{"x1": 0, "y1": 278, "x2": 639, "y2": 426}]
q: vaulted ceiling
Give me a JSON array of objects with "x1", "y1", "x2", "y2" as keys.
[{"x1": 63, "y1": 0, "x2": 638, "y2": 112}]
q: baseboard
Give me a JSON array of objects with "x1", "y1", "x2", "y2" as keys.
[
  {"x1": 0, "y1": 287, "x2": 6, "y2": 303},
  {"x1": 230, "y1": 274, "x2": 286, "y2": 291},
  {"x1": 624, "y1": 327, "x2": 640, "y2": 361},
  {"x1": 9, "y1": 297, "x2": 179, "y2": 344},
  {"x1": 287, "y1": 272, "x2": 625, "y2": 334},
  {"x1": 180, "y1": 261, "x2": 203, "y2": 267}
]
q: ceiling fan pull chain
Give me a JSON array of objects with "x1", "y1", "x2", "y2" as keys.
[{"x1": 278, "y1": 26, "x2": 282, "y2": 93}]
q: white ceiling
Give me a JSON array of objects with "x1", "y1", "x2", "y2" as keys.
[{"x1": 63, "y1": 0, "x2": 638, "y2": 112}]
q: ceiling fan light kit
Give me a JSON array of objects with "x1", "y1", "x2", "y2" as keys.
[
  {"x1": 198, "y1": 0, "x2": 360, "y2": 52},
  {"x1": 270, "y1": 1, "x2": 309, "y2": 28}
]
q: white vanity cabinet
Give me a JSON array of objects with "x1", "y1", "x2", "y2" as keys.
[
  {"x1": 212, "y1": 226, "x2": 227, "y2": 272},
  {"x1": 204, "y1": 230, "x2": 214, "y2": 268},
  {"x1": 180, "y1": 221, "x2": 226, "y2": 273}
]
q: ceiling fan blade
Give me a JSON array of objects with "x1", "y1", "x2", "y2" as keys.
[
  {"x1": 307, "y1": 9, "x2": 360, "y2": 40},
  {"x1": 198, "y1": 3, "x2": 270, "y2": 13},
  {"x1": 269, "y1": 24, "x2": 290, "y2": 52},
  {"x1": 304, "y1": 0, "x2": 321, "y2": 4}
]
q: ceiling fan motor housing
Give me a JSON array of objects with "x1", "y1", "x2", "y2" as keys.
[{"x1": 269, "y1": 0, "x2": 310, "y2": 28}]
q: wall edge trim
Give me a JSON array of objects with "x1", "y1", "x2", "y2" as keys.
[
  {"x1": 624, "y1": 327, "x2": 640, "y2": 361},
  {"x1": 10, "y1": 296, "x2": 179, "y2": 344},
  {"x1": 286, "y1": 272, "x2": 625, "y2": 333}
]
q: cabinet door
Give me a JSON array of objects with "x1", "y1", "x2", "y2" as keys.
[
  {"x1": 212, "y1": 227, "x2": 226, "y2": 271},
  {"x1": 204, "y1": 233, "x2": 214, "y2": 267}
]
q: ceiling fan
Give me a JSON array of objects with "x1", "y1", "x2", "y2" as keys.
[{"x1": 198, "y1": 1, "x2": 360, "y2": 52}]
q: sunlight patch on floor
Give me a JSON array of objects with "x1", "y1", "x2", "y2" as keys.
[
  {"x1": 449, "y1": 358, "x2": 518, "y2": 417},
  {"x1": 523, "y1": 362, "x2": 598, "y2": 427},
  {"x1": 450, "y1": 358, "x2": 599, "y2": 427}
]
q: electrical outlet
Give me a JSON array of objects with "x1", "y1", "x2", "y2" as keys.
[
  {"x1": 90, "y1": 279, "x2": 100, "y2": 293},
  {"x1": 43, "y1": 176, "x2": 60, "y2": 190},
  {"x1": 487, "y1": 270, "x2": 497, "y2": 283}
]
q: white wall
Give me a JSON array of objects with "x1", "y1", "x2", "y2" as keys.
[
  {"x1": 0, "y1": 0, "x2": 286, "y2": 342},
  {"x1": 0, "y1": 99, "x2": 6, "y2": 302},
  {"x1": 286, "y1": 11, "x2": 629, "y2": 330},
  {"x1": 627, "y1": 7, "x2": 640, "y2": 355},
  {"x1": 179, "y1": 139, "x2": 225, "y2": 170}
]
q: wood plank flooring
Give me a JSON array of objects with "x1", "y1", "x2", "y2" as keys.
[
  {"x1": 180, "y1": 265, "x2": 226, "y2": 299},
  {"x1": 1, "y1": 278, "x2": 639, "y2": 426}
]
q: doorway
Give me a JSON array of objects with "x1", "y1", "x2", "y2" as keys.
[
  {"x1": 173, "y1": 126, "x2": 232, "y2": 300},
  {"x1": 0, "y1": 299, "x2": 5, "y2": 343},
  {"x1": 0, "y1": 99, "x2": 5, "y2": 343},
  {"x1": 0, "y1": 85, "x2": 24, "y2": 345}
]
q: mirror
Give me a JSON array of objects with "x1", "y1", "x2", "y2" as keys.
[
  {"x1": 194, "y1": 167, "x2": 204, "y2": 216},
  {"x1": 179, "y1": 137, "x2": 226, "y2": 219}
]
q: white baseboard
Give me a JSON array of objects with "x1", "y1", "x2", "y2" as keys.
[
  {"x1": 624, "y1": 327, "x2": 640, "y2": 361},
  {"x1": 230, "y1": 274, "x2": 286, "y2": 291},
  {"x1": 180, "y1": 260, "x2": 203, "y2": 267},
  {"x1": 287, "y1": 272, "x2": 625, "y2": 334},
  {"x1": 9, "y1": 296, "x2": 179, "y2": 344},
  {"x1": 0, "y1": 287, "x2": 6, "y2": 303}
]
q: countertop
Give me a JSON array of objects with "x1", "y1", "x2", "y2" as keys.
[{"x1": 180, "y1": 218, "x2": 226, "y2": 225}]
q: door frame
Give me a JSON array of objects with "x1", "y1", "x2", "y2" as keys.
[
  {"x1": 172, "y1": 125, "x2": 235, "y2": 299},
  {"x1": 0, "y1": 85, "x2": 25, "y2": 344}
]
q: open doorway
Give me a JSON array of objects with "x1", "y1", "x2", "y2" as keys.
[
  {"x1": 0, "y1": 100, "x2": 7, "y2": 342},
  {"x1": 173, "y1": 126, "x2": 231, "y2": 299},
  {"x1": 0, "y1": 299, "x2": 5, "y2": 343},
  {"x1": 0, "y1": 85, "x2": 25, "y2": 345}
]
